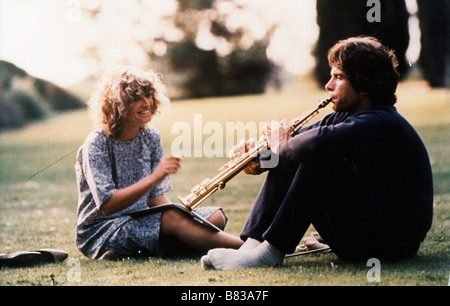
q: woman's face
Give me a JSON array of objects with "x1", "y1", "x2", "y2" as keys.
[{"x1": 127, "y1": 93, "x2": 155, "y2": 127}]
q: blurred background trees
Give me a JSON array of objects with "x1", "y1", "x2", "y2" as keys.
[
  {"x1": 314, "y1": 0, "x2": 410, "y2": 86},
  {"x1": 314, "y1": 0, "x2": 448, "y2": 88},
  {"x1": 80, "y1": 0, "x2": 447, "y2": 97},
  {"x1": 0, "y1": 61, "x2": 84, "y2": 130},
  {"x1": 416, "y1": 0, "x2": 449, "y2": 87},
  {"x1": 1, "y1": 0, "x2": 448, "y2": 129},
  {"x1": 81, "y1": 0, "x2": 278, "y2": 99},
  {"x1": 166, "y1": 0, "x2": 277, "y2": 98}
]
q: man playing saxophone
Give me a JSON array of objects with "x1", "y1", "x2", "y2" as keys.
[{"x1": 201, "y1": 36, "x2": 434, "y2": 270}]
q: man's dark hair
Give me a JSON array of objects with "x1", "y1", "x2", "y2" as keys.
[{"x1": 328, "y1": 36, "x2": 400, "y2": 106}]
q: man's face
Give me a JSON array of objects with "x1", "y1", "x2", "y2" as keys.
[{"x1": 325, "y1": 66, "x2": 369, "y2": 115}]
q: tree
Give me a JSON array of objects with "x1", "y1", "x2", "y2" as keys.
[
  {"x1": 314, "y1": 0, "x2": 410, "y2": 87},
  {"x1": 167, "y1": 0, "x2": 277, "y2": 98},
  {"x1": 80, "y1": 0, "x2": 278, "y2": 99},
  {"x1": 416, "y1": 0, "x2": 449, "y2": 87},
  {"x1": 0, "y1": 61, "x2": 84, "y2": 129}
]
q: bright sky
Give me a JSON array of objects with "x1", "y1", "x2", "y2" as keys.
[
  {"x1": 0, "y1": 0, "x2": 319, "y2": 88},
  {"x1": 0, "y1": 0, "x2": 419, "y2": 88},
  {"x1": 0, "y1": 0, "x2": 95, "y2": 86}
]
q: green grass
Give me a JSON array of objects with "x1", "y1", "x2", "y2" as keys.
[{"x1": 0, "y1": 81, "x2": 449, "y2": 286}]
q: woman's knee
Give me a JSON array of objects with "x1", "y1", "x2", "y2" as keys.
[
  {"x1": 161, "y1": 208, "x2": 227, "y2": 234},
  {"x1": 208, "y1": 210, "x2": 227, "y2": 230}
]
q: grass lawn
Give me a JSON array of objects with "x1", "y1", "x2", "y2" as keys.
[{"x1": 0, "y1": 81, "x2": 448, "y2": 286}]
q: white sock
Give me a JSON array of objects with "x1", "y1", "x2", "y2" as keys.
[
  {"x1": 239, "y1": 237, "x2": 262, "y2": 250},
  {"x1": 206, "y1": 241, "x2": 285, "y2": 270},
  {"x1": 257, "y1": 241, "x2": 285, "y2": 266},
  {"x1": 201, "y1": 238, "x2": 263, "y2": 270}
]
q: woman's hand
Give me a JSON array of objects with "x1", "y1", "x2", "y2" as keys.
[
  {"x1": 153, "y1": 155, "x2": 182, "y2": 181},
  {"x1": 100, "y1": 155, "x2": 182, "y2": 216}
]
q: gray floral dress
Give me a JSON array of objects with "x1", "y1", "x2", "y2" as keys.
[{"x1": 75, "y1": 126, "x2": 219, "y2": 259}]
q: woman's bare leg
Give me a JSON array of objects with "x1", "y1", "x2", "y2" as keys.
[{"x1": 160, "y1": 208, "x2": 243, "y2": 251}]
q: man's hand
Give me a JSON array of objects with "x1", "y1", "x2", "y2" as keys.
[
  {"x1": 228, "y1": 138, "x2": 262, "y2": 175},
  {"x1": 262, "y1": 119, "x2": 291, "y2": 155}
]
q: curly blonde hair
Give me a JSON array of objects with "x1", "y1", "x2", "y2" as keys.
[{"x1": 88, "y1": 66, "x2": 170, "y2": 137}]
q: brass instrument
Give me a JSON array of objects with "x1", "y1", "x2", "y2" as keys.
[{"x1": 178, "y1": 98, "x2": 333, "y2": 211}]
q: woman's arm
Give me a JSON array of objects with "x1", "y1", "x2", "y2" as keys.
[
  {"x1": 148, "y1": 194, "x2": 171, "y2": 207},
  {"x1": 100, "y1": 155, "x2": 181, "y2": 216}
]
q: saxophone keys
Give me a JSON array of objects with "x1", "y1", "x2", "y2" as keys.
[
  {"x1": 191, "y1": 178, "x2": 210, "y2": 193},
  {"x1": 218, "y1": 165, "x2": 229, "y2": 172}
]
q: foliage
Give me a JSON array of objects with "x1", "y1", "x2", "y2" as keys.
[
  {"x1": 0, "y1": 61, "x2": 85, "y2": 130},
  {"x1": 80, "y1": 0, "x2": 278, "y2": 99},
  {"x1": 314, "y1": 0, "x2": 410, "y2": 86},
  {"x1": 314, "y1": 0, "x2": 449, "y2": 88},
  {"x1": 33, "y1": 78, "x2": 85, "y2": 111},
  {"x1": 416, "y1": 0, "x2": 449, "y2": 87},
  {"x1": 167, "y1": 0, "x2": 277, "y2": 98}
]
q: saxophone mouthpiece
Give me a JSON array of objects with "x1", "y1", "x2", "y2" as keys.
[{"x1": 319, "y1": 98, "x2": 333, "y2": 108}]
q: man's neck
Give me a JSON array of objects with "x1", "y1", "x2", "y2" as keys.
[{"x1": 348, "y1": 96, "x2": 372, "y2": 115}]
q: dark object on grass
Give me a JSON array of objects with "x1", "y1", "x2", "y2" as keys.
[{"x1": 0, "y1": 249, "x2": 68, "y2": 268}]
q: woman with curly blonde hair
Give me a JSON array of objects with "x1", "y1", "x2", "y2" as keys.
[
  {"x1": 88, "y1": 67, "x2": 169, "y2": 139},
  {"x1": 75, "y1": 66, "x2": 242, "y2": 260}
]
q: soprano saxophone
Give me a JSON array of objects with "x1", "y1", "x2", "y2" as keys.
[{"x1": 178, "y1": 98, "x2": 333, "y2": 211}]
